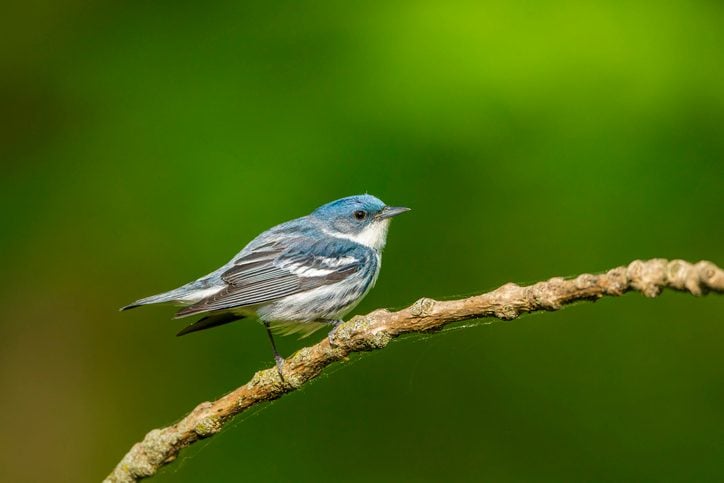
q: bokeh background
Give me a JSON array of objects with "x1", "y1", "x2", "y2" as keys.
[{"x1": 2, "y1": 1, "x2": 723, "y2": 482}]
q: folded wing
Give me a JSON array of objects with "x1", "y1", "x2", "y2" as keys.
[{"x1": 175, "y1": 237, "x2": 363, "y2": 318}]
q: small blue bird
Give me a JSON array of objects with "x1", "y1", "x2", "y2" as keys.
[{"x1": 121, "y1": 194, "x2": 410, "y2": 373}]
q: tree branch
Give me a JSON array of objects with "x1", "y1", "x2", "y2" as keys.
[{"x1": 106, "y1": 258, "x2": 723, "y2": 482}]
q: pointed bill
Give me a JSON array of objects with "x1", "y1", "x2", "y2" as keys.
[{"x1": 378, "y1": 206, "x2": 411, "y2": 219}]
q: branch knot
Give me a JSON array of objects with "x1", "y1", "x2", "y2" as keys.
[{"x1": 410, "y1": 297, "x2": 436, "y2": 317}]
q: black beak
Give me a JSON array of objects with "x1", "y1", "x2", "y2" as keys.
[{"x1": 379, "y1": 206, "x2": 411, "y2": 219}]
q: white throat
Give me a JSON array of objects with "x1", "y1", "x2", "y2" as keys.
[{"x1": 324, "y1": 219, "x2": 390, "y2": 251}]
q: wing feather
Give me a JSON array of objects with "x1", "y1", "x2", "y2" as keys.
[{"x1": 175, "y1": 237, "x2": 365, "y2": 318}]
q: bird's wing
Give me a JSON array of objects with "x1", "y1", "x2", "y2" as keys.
[{"x1": 175, "y1": 237, "x2": 366, "y2": 318}]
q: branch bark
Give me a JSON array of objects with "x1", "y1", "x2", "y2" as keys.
[{"x1": 106, "y1": 258, "x2": 723, "y2": 482}]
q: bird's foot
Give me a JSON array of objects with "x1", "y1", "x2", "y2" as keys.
[
  {"x1": 327, "y1": 320, "x2": 344, "y2": 347},
  {"x1": 274, "y1": 354, "x2": 286, "y2": 381}
]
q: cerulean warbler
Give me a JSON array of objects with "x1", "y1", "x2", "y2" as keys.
[{"x1": 122, "y1": 194, "x2": 410, "y2": 373}]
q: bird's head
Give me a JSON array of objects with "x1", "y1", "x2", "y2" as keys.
[{"x1": 311, "y1": 194, "x2": 410, "y2": 251}]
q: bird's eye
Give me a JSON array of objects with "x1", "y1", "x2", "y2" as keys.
[{"x1": 354, "y1": 210, "x2": 367, "y2": 220}]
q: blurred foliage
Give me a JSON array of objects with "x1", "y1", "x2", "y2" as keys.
[{"x1": 1, "y1": 1, "x2": 722, "y2": 482}]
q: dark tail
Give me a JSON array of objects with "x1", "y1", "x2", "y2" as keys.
[{"x1": 176, "y1": 313, "x2": 244, "y2": 336}]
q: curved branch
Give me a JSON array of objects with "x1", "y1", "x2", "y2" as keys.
[{"x1": 106, "y1": 258, "x2": 723, "y2": 482}]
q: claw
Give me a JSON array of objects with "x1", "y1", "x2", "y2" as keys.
[
  {"x1": 264, "y1": 321, "x2": 286, "y2": 381},
  {"x1": 327, "y1": 319, "x2": 343, "y2": 347},
  {"x1": 274, "y1": 354, "x2": 286, "y2": 380}
]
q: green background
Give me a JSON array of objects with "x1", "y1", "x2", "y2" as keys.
[{"x1": 2, "y1": 1, "x2": 723, "y2": 482}]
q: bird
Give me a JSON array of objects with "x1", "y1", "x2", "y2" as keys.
[{"x1": 121, "y1": 194, "x2": 410, "y2": 374}]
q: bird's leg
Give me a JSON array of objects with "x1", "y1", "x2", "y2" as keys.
[
  {"x1": 263, "y1": 321, "x2": 285, "y2": 378},
  {"x1": 327, "y1": 319, "x2": 344, "y2": 347}
]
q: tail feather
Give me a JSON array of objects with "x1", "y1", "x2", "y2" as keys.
[
  {"x1": 176, "y1": 313, "x2": 244, "y2": 336},
  {"x1": 119, "y1": 303, "x2": 142, "y2": 311},
  {"x1": 121, "y1": 282, "x2": 227, "y2": 313},
  {"x1": 175, "y1": 303, "x2": 206, "y2": 319},
  {"x1": 119, "y1": 291, "x2": 179, "y2": 312}
]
